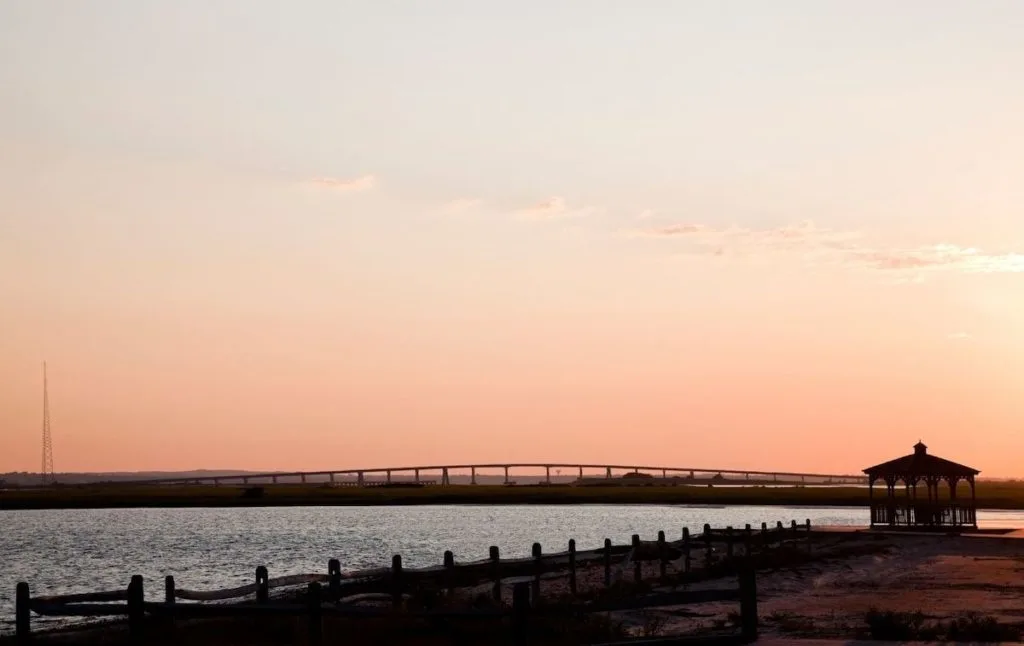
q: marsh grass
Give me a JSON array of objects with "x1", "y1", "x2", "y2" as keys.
[{"x1": 5, "y1": 480, "x2": 1024, "y2": 510}]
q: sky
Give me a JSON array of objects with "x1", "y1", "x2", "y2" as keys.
[{"x1": 1, "y1": 1, "x2": 1023, "y2": 476}]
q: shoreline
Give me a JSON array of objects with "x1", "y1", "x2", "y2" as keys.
[{"x1": 4, "y1": 482, "x2": 1024, "y2": 511}]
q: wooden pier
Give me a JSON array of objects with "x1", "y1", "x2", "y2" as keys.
[{"x1": 12, "y1": 520, "x2": 816, "y2": 645}]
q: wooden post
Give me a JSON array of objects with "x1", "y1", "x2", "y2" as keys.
[
  {"x1": 631, "y1": 534, "x2": 642, "y2": 583},
  {"x1": 776, "y1": 521, "x2": 783, "y2": 531},
  {"x1": 15, "y1": 582, "x2": 30, "y2": 642},
  {"x1": 489, "y1": 546, "x2": 501, "y2": 602},
  {"x1": 791, "y1": 519, "x2": 798, "y2": 537},
  {"x1": 806, "y1": 519, "x2": 812, "y2": 553},
  {"x1": 682, "y1": 528, "x2": 691, "y2": 573},
  {"x1": 164, "y1": 575, "x2": 176, "y2": 630},
  {"x1": 739, "y1": 568, "x2": 758, "y2": 641},
  {"x1": 760, "y1": 522, "x2": 768, "y2": 550},
  {"x1": 744, "y1": 524, "x2": 752, "y2": 558},
  {"x1": 531, "y1": 543, "x2": 542, "y2": 602},
  {"x1": 256, "y1": 566, "x2": 269, "y2": 603},
  {"x1": 443, "y1": 550, "x2": 455, "y2": 597},
  {"x1": 512, "y1": 582, "x2": 530, "y2": 644},
  {"x1": 657, "y1": 530, "x2": 667, "y2": 579},
  {"x1": 568, "y1": 539, "x2": 577, "y2": 596},
  {"x1": 391, "y1": 555, "x2": 403, "y2": 609},
  {"x1": 603, "y1": 538, "x2": 612, "y2": 587},
  {"x1": 704, "y1": 524, "x2": 713, "y2": 566},
  {"x1": 328, "y1": 559, "x2": 341, "y2": 597},
  {"x1": 164, "y1": 575, "x2": 175, "y2": 604},
  {"x1": 307, "y1": 581, "x2": 323, "y2": 646},
  {"x1": 725, "y1": 526, "x2": 734, "y2": 560},
  {"x1": 127, "y1": 575, "x2": 145, "y2": 642}
]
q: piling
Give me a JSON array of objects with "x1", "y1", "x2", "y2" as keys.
[
  {"x1": 164, "y1": 575, "x2": 176, "y2": 631},
  {"x1": 531, "y1": 543, "x2": 542, "y2": 602},
  {"x1": 15, "y1": 582, "x2": 30, "y2": 642},
  {"x1": 568, "y1": 539, "x2": 577, "y2": 596},
  {"x1": 682, "y1": 528, "x2": 691, "y2": 572},
  {"x1": 256, "y1": 566, "x2": 269, "y2": 603},
  {"x1": 603, "y1": 538, "x2": 612, "y2": 587},
  {"x1": 328, "y1": 559, "x2": 341, "y2": 596},
  {"x1": 489, "y1": 546, "x2": 501, "y2": 602},
  {"x1": 657, "y1": 530, "x2": 667, "y2": 579},
  {"x1": 725, "y1": 526, "x2": 734, "y2": 560},
  {"x1": 631, "y1": 534, "x2": 642, "y2": 583},
  {"x1": 391, "y1": 555, "x2": 403, "y2": 609},
  {"x1": 443, "y1": 550, "x2": 455, "y2": 596},
  {"x1": 704, "y1": 524, "x2": 713, "y2": 565},
  {"x1": 127, "y1": 575, "x2": 145, "y2": 642}
]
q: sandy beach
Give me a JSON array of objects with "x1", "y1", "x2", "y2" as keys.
[{"x1": 610, "y1": 529, "x2": 1024, "y2": 640}]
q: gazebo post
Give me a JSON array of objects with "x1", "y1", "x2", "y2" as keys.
[
  {"x1": 948, "y1": 476, "x2": 958, "y2": 526},
  {"x1": 970, "y1": 476, "x2": 977, "y2": 527},
  {"x1": 868, "y1": 478, "x2": 874, "y2": 527}
]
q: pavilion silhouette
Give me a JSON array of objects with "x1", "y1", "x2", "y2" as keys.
[{"x1": 863, "y1": 441, "x2": 978, "y2": 529}]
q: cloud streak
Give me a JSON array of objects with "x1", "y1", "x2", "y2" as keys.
[
  {"x1": 632, "y1": 220, "x2": 1024, "y2": 276},
  {"x1": 516, "y1": 197, "x2": 597, "y2": 220},
  {"x1": 441, "y1": 198, "x2": 484, "y2": 214},
  {"x1": 307, "y1": 175, "x2": 376, "y2": 192}
]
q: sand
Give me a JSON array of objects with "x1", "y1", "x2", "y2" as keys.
[{"x1": 603, "y1": 530, "x2": 1024, "y2": 639}]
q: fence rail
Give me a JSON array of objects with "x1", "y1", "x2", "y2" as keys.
[{"x1": 14, "y1": 519, "x2": 814, "y2": 644}]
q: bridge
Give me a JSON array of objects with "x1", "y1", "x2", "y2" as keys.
[{"x1": 100, "y1": 463, "x2": 867, "y2": 488}]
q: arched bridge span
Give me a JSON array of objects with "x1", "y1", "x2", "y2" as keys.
[{"x1": 110, "y1": 463, "x2": 867, "y2": 487}]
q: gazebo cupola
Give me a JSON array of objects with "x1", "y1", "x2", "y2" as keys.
[{"x1": 863, "y1": 441, "x2": 979, "y2": 529}]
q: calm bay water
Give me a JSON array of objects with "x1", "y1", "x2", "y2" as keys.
[{"x1": 3, "y1": 504, "x2": 1024, "y2": 634}]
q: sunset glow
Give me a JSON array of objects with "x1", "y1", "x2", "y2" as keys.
[{"x1": 2, "y1": 1, "x2": 1023, "y2": 476}]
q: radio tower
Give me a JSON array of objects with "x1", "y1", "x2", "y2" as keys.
[{"x1": 41, "y1": 361, "x2": 55, "y2": 484}]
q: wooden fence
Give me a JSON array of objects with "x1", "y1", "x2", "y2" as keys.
[{"x1": 13, "y1": 519, "x2": 814, "y2": 645}]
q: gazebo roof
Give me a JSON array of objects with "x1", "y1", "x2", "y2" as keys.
[{"x1": 862, "y1": 441, "x2": 979, "y2": 478}]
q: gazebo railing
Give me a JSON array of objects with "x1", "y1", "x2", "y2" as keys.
[{"x1": 870, "y1": 502, "x2": 976, "y2": 528}]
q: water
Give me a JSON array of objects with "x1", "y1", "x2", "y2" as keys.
[{"x1": 3, "y1": 504, "x2": 1024, "y2": 634}]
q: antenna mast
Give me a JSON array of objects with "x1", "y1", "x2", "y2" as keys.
[{"x1": 41, "y1": 361, "x2": 55, "y2": 484}]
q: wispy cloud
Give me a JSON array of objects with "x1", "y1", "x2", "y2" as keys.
[
  {"x1": 632, "y1": 220, "x2": 1024, "y2": 276},
  {"x1": 636, "y1": 209, "x2": 657, "y2": 220},
  {"x1": 441, "y1": 198, "x2": 484, "y2": 214},
  {"x1": 516, "y1": 197, "x2": 597, "y2": 220},
  {"x1": 946, "y1": 332, "x2": 973, "y2": 340},
  {"x1": 849, "y1": 245, "x2": 1024, "y2": 274},
  {"x1": 306, "y1": 175, "x2": 377, "y2": 192}
]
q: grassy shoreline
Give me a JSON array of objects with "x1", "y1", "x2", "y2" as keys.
[{"x1": 3, "y1": 481, "x2": 1024, "y2": 510}]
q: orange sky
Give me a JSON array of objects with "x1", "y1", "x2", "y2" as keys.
[{"x1": 2, "y1": 2, "x2": 1023, "y2": 476}]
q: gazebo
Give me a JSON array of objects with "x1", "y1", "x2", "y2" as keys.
[{"x1": 863, "y1": 441, "x2": 979, "y2": 529}]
